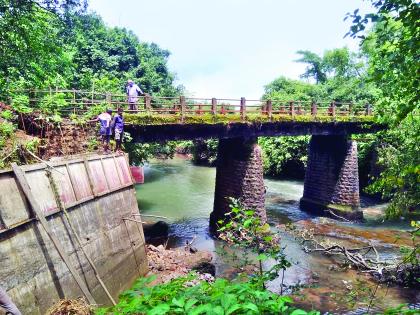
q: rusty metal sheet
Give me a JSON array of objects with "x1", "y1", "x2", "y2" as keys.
[
  {"x1": 25, "y1": 169, "x2": 58, "y2": 213},
  {"x1": 102, "y1": 157, "x2": 121, "y2": 190},
  {"x1": 87, "y1": 159, "x2": 108, "y2": 194},
  {"x1": 0, "y1": 172, "x2": 30, "y2": 228},
  {"x1": 116, "y1": 156, "x2": 133, "y2": 185},
  {"x1": 68, "y1": 162, "x2": 93, "y2": 200},
  {"x1": 51, "y1": 165, "x2": 77, "y2": 207}
]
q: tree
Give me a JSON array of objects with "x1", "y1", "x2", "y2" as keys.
[
  {"x1": 347, "y1": 0, "x2": 420, "y2": 217},
  {"x1": 0, "y1": 1, "x2": 74, "y2": 97},
  {"x1": 296, "y1": 50, "x2": 327, "y2": 84}
]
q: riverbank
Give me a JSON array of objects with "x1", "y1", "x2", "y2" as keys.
[{"x1": 136, "y1": 156, "x2": 418, "y2": 313}]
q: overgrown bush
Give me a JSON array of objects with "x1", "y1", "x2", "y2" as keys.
[{"x1": 96, "y1": 274, "x2": 316, "y2": 315}]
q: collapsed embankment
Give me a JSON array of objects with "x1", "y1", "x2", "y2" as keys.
[{"x1": 0, "y1": 153, "x2": 148, "y2": 314}]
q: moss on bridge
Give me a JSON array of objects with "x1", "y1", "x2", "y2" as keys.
[{"x1": 124, "y1": 113, "x2": 375, "y2": 126}]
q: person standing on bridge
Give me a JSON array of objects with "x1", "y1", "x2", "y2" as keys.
[
  {"x1": 112, "y1": 107, "x2": 124, "y2": 153},
  {"x1": 126, "y1": 79, "x2": 144, "y2": 111}
]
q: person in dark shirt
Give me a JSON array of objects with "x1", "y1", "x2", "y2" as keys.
[{"x1": 112, "y1": 108, "x2": 124, "y2": 153}]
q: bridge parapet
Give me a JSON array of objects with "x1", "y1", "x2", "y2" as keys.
[{"x1": 13, "y1": 89, "x2": 374, "y2": 124}]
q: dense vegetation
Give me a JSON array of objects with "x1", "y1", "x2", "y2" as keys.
[
  {"x1": 257, "y1": 0, "x2": 420, "y2": 219},
  {"x1": 346, "y1": 0, "x2": 419, "y2": 218},
  {"x1": 1, "y1": 0, "x2": 417, "y2": 214},
  {"x1": 0, "y1": 0, "x2": 181, "y2": 166}
]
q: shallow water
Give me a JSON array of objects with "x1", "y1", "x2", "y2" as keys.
[{"x1": 136, "y1": 156, "x2": 419, "y2": 313}]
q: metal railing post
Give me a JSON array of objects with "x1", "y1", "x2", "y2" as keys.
[
  {"x1": 211, "y1": 98, "x2": 217, "y2": 116},
  {"x1": 180, "y1": 96, "x2": 186, "y2": 123},
  {"x1": 289, "y1": 101, "x2": 295, "y2": 118},
  {"x1": 267, "y1": 100, "x2": 273, "y2": 121},
  {"x1": 311, "y1": 101, "x2": 317, "y2": 116},
  {"x1": 106, "y1": 93, "x2": 112, "y2": 108},
  {"x1": 144, "y1": 94, "x2": 151, "y2": 111},
  {"x1": 331, "y1": 101, "x2": 336, "y2": 118},
  {"x1": 72, "y1": 89, "x2": 76, "y2": 105},
  {"x1": 366, "y1": 103, "x2": 372, "y2": 116},
  {"x1": 240, "y1": 97, "x2": 246, "y2": 121}
]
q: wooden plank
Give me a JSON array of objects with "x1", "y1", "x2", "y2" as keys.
[{"x1": 11, "y1": 163, "x2": 96, "y2": 304}]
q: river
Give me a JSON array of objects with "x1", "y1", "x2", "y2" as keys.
[{"x1": 135, "y1": 156, "x2": 418, "y2": 314}]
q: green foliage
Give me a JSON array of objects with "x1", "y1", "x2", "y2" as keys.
[
  {"x1": 124, "y1": 113, "x2": 373, "y2": 126},
  {"x1": 0, "y1": 2, "x2": 74, "y2": 98},
  {"x1": 296, "y1": 51, "x2": 327, "y2": 84},
  {"x1": 0, "y1": 3, "x2": 182, "y2": 108},
  {"x1": 264, "y1": 76, "x2": 326, "y2": 102},
  {"x1": 347, "y1": 0, "x2": 419, "y2": 217},
  {"x1": 0, "y1": 110, "x2": 13, "y2": 120},
  {"x1": 96, "y1": 274, "x2": 316, "y2": 315},
  {"x1": 39, "y1": 93, "x2": 68, "y2": 113},
  {"x1": 262, "y1": 47, "x2": 377, "y2": 180},
  {"x1": 0, "y1": 121, "x2": 15, "y2": 150},
  {"x1": 123, "y1": 132, "x2": 177, "y2": 166},
  {"x1": 191, "y1": 139, "x2": 218, "y2": 166},
  {"x1": 381, "y1": 304, "x2": 420, "y2": 315},
  {"x1": 10, "y1": 95, "x2": 32, "y2": 114},
  {"x1": 366, "y1": 115, "x2": 420, "y2": 218},
  {"x1": 217, "y1": 199, "x2": 292, "y2": 286},
  {"x1": 259, "y1": 137, "x2": 309, "y2": 178}
]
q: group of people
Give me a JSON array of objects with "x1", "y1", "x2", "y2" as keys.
[
  {"x1": 95, "y1": 107, "x2": 124, "y2": 154},
  {"x1": 94, "y1": 79, "x2": 143, "y2": 154}
]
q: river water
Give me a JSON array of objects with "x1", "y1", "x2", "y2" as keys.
[{"x1": 135, "y1": 156, "x2": 418, "y2": 313}]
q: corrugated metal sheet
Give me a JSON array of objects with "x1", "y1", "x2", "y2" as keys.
[{"x1": 0, "y1": 154, "x2": 133, "y2": 230}]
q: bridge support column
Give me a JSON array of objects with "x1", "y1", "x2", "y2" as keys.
[
  {"x1": 210, "y1": 137, "x2": 266, "y2": 231},
  {"x1": 300, "y1": 135, "x2": 363, "y2": 220}
]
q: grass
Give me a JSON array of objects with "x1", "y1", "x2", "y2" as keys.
[{"x1": 124, "y1": 113, "x2": 375, "y2": 126}]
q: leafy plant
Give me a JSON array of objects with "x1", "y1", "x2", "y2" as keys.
[
  {"x1": 217, "y1": 199, "x2": 291, "y2": 290},
  {"x1": 96, "y1": 274, "x2": 318, "y2": 315}
]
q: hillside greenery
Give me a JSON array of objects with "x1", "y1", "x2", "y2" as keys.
[{"x1": 0, "y1": 0, "x2": 418, "y2": 215}]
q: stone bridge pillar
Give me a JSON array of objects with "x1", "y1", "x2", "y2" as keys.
[
  {"x1": 210, "y1": 137, "x2": 266, "y2": 231},
  {"x1": 300, "y1": 135, "x2": 362, "y2": 220}
]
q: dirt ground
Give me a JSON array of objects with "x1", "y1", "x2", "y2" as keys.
[{"x1": 146, "y1": 244, "x2": 214, "y2": 284}]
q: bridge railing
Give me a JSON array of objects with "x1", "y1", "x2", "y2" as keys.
[{"x1": 12, "y1": 89, "x2": 374, "y2": 122}]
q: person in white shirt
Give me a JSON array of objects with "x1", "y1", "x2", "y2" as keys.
[{"x1": 126, "y1": 80, "x2": 144, "y2": 111}]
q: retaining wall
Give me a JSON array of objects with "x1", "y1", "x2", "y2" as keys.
[{"x1": 0, "y1": 154, "x2": 148, "y2": 314}]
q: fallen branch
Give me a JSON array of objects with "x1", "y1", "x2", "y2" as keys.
[{"x1": 291, "y1": 226, "x2": 419, "y2": 288}]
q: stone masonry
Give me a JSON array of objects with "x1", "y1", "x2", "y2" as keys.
[
  {"x1": 210, "y1": 137, "x2": 266, "y2": 230},
  {"x1": 300, "y1": 135, "x2": 362, "y2": 220}
]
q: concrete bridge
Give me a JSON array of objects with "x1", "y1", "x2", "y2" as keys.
[
  {"x1": 126, "y1": 120, "x2": 382, "y2": 225},
  {"x1": 24, "y1": 90, "x2": 383, "y2": 224}
]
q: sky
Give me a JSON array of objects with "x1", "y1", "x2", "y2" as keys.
[{"x1": 88, "y1": 0, "x2": 372, "y2": 99}]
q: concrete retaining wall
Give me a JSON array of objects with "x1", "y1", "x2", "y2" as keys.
[{"x1": 0, "y1": 154, "x2": 148, "y2": 314}]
